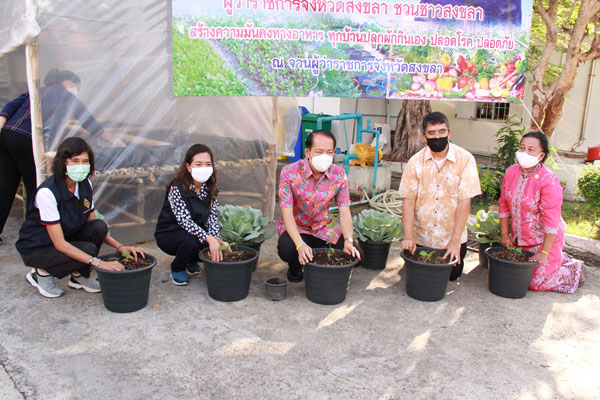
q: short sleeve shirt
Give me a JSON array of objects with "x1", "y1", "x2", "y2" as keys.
[
  {"x1": 277, "y1": 158, "x2": 350, "y2": 243},
  {"x1": 35, "y1": 179, "x2": 95, "y2": 224},
  {"x1": 399, "y1": 143, "x2": 481, "y2": 248}
]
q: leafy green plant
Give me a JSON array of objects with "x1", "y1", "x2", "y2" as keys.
[
  {"x1": 577, "y1": 162, "x2": 600, "y2": 220},
  {"x1": 218, "y1": 205, "x2": 275, "y2": 245},
  {"x1": 418, "y1": 250, "x2": 435, "y2": 262},
  {"x1": 508, "y1": 247, "x2": 523, "y2": 255},
  {"x1": 352, "y1": 209, "x2": 403, "y2": 243},
  {"x1": 467, "y1": 209, "x2": 501, "y2": 245},
  {"x1": 494, "y1": 117, "x2": 525, "y2": 170},
  {"x1": 121, "y1": 251, "x2": 131, "y2": 259},
  {"x1": 478, "y1": 167, "x2": 504, "y2": 202}
]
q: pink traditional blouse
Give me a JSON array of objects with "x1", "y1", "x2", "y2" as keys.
[{"x1": 498, "y1": 163, "x2": 582, "y2": 293}]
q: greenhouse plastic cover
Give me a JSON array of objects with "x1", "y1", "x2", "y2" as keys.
[{"x1": 0, "y1": 0, "x2": 301, "y2": 242}]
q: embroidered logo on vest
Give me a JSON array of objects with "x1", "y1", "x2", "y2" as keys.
[{"x1": 83, "y1": 197, "x2": 92, "y2": 213}]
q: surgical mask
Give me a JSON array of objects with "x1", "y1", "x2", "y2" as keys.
[
  {"x1": 65, "y1": 87, "x2": 78, "y2": 97},
  {"x1": 66, "y1": 164, "x2": 90, "y2": 182},
  {"x1": 426, "y1": 137, "x2": 448, "y2": 153},
  {"x1": 516, "y1": 151, "x2": 541, "y2": 169},
  {"x1": 191, "y1": 167, "x2": 213, "y2": 183},
  {"x1": 310, "y1": 153, "x2": 333, "y2": 172}
]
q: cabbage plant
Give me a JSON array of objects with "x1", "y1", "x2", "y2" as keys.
[
  {"x1": 218, "y1": 205, "x2": 275, "y2": 245},
  {"x1": 467, "y1": 209, "x2": 501, "y2": 245},
  {"x1": 353, "y1": 209, "x2": 403, "y2": 243}
]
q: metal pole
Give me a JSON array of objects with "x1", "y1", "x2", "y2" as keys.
[{"x1": 25, "y1": 0, "x2": 45, "y2": 185}]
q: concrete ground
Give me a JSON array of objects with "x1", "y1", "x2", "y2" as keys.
[{"x1": 1, "y1": 206, "x2": 599, "y2": 400}]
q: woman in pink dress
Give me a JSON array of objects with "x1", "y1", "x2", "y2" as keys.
[{"x1": 498, "y1": 131, "x2": 583, "y2": 293}]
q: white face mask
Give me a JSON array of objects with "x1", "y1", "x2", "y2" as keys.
[
  {"x1": 310, "y1": 153, "x2": 333, "y2": 172},
  {"x1": 516, "y1": 151, "x2": 541, "y2": 169},
  {"x1": 191, "y1": 167, "x2": 213, "y2": 183},
  {"x1": 65, "y1": 87, "x2": 78, "y2": 97}
]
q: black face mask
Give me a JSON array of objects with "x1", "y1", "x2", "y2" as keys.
[{"x1": 426, "y1": 136, "x2": 449, "y2": 153}]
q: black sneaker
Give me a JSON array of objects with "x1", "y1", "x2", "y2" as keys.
[
  {"x1": 186, "y1": 262, "x2": 201, "y2": 276},
  {"x1": 287, "y1": 267, "x2": 303, "y2": 283}
]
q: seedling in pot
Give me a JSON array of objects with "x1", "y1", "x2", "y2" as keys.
[{"x1": 419, "y1": 250, "x2": 435, "y2": 262}]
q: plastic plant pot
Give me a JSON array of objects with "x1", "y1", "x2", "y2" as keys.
[
  {"x1": 95, "y1": 253, "x2": 157, "y2": 313},
  {"x1": 264, "y1": 277, "x2": 288, "y2": 301},
  {"x1": 358, "y1": 240, "x2": 392, "y2": 270},
  {"x1": 199, "y1": 245, "x2": 258, "y2": 302},
  {"x1": 304, "y1": 248, "x2": 359, "y2": 305},
  {"x1": 240, "y1": 241, "x2": 262, "y2": 271},
  {"x1": 485, "y1": 246, "x2": 536, "y2": 298},
  {"x1": 401, "y1": 247, "x2": 456, "y2": 302}
]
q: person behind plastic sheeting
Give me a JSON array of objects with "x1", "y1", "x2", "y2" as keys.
[
  {"x1": 16, "y1": 137, "x2": 146, "y2": 298},
  {"x1": 154, "y1": 144, "x2": 228, "y2": 286},
  {"x1": 399, "y1": 112, "x2": 482, "y2": 281},
  {"x1": 0, "y1": 69, "x2": 105, "y2": 245},
  {"x1": 499, "y1": 131, "x2": 584, "y2": 293},
  {"x1": 276, "y1": 130, "x2": 361, "y2": 283}
]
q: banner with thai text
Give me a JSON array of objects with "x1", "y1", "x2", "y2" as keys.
[{"x1": 172, "y1": 0, "x2": 533, "y2": 102}]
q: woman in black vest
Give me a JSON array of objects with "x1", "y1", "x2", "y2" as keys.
[
  {"x1": 155, "y1": 144, "x2": 226, "y2": 286},
  {"x1": 16, "y1": 137, "x2": 145, "y2": 298}
]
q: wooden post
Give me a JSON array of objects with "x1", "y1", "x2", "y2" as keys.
[
  {"x1": 25, "y1": 0, "x2": 45, "y2": 185},
  {"x1": 262, "y1": 97, "x2": 278, "y2": 221}
]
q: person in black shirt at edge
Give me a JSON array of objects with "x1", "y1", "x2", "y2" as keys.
[
  {"x1": 155, "y1": 144, "x2": 227, "y2": 286},
  {"x1": 16, "y1": 137, "x2": 146, "y2": 298}
]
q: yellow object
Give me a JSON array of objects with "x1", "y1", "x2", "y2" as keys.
[{"x1": 350, "y1": 143, "x2": 383, "y2": 168}]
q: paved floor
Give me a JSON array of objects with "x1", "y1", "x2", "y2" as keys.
[{"x1": 1, "y1": 207, "x2": 598, "y2": 400}]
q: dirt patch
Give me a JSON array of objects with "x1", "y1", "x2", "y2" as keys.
[
  {"x1": 312, "y1": 250, "x2": 355, "y2": 266},
  {"x1": 489, "y1": 249, "x2": 532, "y2": 263},
  {"x1": 203, "y1": 249, "x2": 255, "y2": 262},
  {"x1": 404, "y1": 250, "x2": 450, "y2": 264},
  {"x1": 104, "y1": 256, "x2": 153, "y2": 270}
]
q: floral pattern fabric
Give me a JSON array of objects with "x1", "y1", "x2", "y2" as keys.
[
  {"x1": 277, "y1": 158, "x2": 350, "y2": 243},
  {"x1": 399, "y1": 143, "x2": 481, "y2": 248},
  {"x1": 168, "y1": 183, "x2": 220, "y2": 242},
  {"x1": 498, "y1": 164, "x2": 582, "y2": 293}
]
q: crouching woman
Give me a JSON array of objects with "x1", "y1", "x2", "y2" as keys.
[
  {"x1": 16, "y1": 137, "x2": 145, "y2": 298},
  {"x1": 154, "y1": 144, "x2": 227, "y2": 286}
]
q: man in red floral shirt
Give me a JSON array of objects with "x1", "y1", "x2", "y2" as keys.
[{"x1": 277, "y1": 130, "x2": 360, "y2": 282}]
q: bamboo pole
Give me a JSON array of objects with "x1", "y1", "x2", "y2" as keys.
[
  {"x1": 25, "y1": 0, "x2": 45, "y2": 185},
  {"x1": 261, "y1": 97, "x2": 278, "y2": 221}
]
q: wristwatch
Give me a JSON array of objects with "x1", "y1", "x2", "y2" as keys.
[
  {"x1": 345, "y1": 237, "x2": 354, "y2": 243},
  {"x1": 88, "y1": 256, "x2": 99, "y2": 266}
]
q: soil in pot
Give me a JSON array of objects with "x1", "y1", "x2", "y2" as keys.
[
  {"x1": 203, "y1": 249, "x2": 255, "y2": 262},
  {"x1": 312, "y1": 249, "x2": 354, "y2": 266},
  {"x1": 490, "y1": 249, "x2": 531, "y2": 262},
  {"x1": 403, "y1": 251, "x2": 449, "y2": 264},
  {"x1": 103, "y1": 255, "x2": 154, "y2": 270}
]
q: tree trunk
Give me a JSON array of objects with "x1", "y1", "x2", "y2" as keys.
[
  {"x1": 530, "y1": 0, "x2": 600, "y2": 138},
  {"x1": 391, "y1": 100, "x2": 430, "y2": 162}
]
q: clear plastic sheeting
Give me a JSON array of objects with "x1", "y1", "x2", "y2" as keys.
[
  {"x1": 0, "y1": 1, "x2": 40, "y2": 57},
  {"x1": 0, "y1": 0, "x2": 292, "y2": 243}
]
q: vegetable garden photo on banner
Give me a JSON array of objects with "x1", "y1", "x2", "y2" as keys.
[{"x1": 172, "y1": 0, "x2": 533, "y2": 102}]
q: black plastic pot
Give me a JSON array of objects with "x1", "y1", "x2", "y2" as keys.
[
  {"x1": 358, "y1": 240, "x2": 392, "y2": 270},
  {"x1": 304, "y1": 249, "x2": 359, "y2": 305},
  {"x1": 265, "y1": 277, "x2": 288, "y2": 301},
  {"x1": 199, "y1": 245, "x2": 258, "y2": 302},
  {"x1": 240, "y1": 241, "x2": 262, "y2": 271},
  {"x1": 485, "y1": 246, "x2": 536, "y2": 298},
  {"x1": 95, "y1": 253, "x2": 157, "y2": 313},
  {"x1": 401, "y1": 247, "x2": 456, "y2": 302},
  {"x1": 476, "y1": 236, "x2": 499, "y2": 269}
]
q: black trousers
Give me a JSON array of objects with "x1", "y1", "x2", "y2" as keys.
[
  {"x1": 19, "y1": 219, "x2": 108, "y2": 279},
  {"x1": 277, "y1": 231, "x2": 344, "y2": 273},
  {"x1": 155, "y1": 229, "x2": 208, "y2": 272},
  {"x1": 0, "y1": 129, "x2": 37, "y2": 235},
  {"x1": 417, "y1": 242, "x2": 468, "y2": 281}
]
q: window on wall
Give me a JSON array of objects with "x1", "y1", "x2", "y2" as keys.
[{"x1": 476, "y1": 102, "x2": 510, "y2": 121}]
